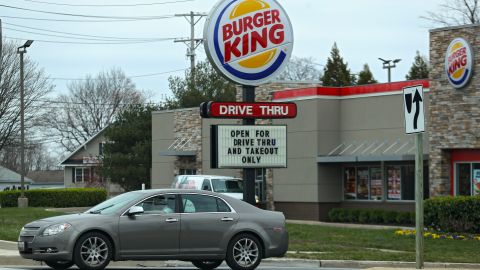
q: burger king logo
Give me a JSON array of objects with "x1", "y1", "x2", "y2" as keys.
[
  {"x1": 445, "y1": 38, "x2": 473, "y2": 89},
  {"x1": 204, "y1": 0, "x2": 294, "y2": 86}
]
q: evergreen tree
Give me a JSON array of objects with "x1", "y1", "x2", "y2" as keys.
[
  {"x1": 101, "y1": 104, "x2": 160, "y2": 191},
  {"x1": 321, "y1": 43, "x2": 355, "y2": 87},
  {"x1": 406, "y1": 51, "x2": 429, "y2": 80},
  {"x1": 357, "y1": 64, "x2": 378, "y2": 85},
  {"x1": 166, "y1": 61, "x2": 236, "y2": 109}
]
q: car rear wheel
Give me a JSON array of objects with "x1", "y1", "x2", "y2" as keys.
[
  {"x1": 73, "y1": 232, "x2": 112, "y2": 270},
  {"x1": 226, "y1": 234, "x2": 262, "y2": 270},
  {"x1": 44, "y1": 260, "x2": 74, "y2": 270},
  {"x1": 191, "y1": 260, "x2": 223, "y2": 269}
]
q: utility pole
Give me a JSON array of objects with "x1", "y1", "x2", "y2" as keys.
[
  {"x1": 17, "y1": 40, "x2": 34, "y2": 208},
  {"x1": 174, "y1": 12, "x2": 207, "y2": 81}
]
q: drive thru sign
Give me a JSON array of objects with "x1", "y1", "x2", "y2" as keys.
[{"x1": 403, "y1": 85, "x2": 425, "y2": 134}]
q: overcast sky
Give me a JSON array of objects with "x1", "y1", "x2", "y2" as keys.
[{"x1": 1, "y1": 0, "x2": 443, "y2": 102}]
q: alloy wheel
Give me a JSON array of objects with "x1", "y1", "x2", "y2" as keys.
[
  {"x1": 79, "y1": 236, "x2": 109, "y2": 267},
  {"x1": 232, "y1": 237, "x2": 259, "y2": 268}
]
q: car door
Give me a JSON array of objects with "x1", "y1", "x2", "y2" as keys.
[
  {"x1": 118, "y1": 194, "x2": 180, "y2": 256},
  {"x1": 179, "y1": 194, "x2": 238, "y2": 255}
]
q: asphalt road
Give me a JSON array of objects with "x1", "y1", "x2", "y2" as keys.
[{"x1": 0, "y1": 267, "x2": 359, "y2": 270}]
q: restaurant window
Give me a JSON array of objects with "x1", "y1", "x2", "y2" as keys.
[
  {"x1": 344, "y1": 164, "x2": 424, "y2": 201},
  {"x1": 455, "y1": 162, "x2": 480, "y2": 196},
  {"x1": 255, "y1": 168, "x2": 267, "y2": 203}
]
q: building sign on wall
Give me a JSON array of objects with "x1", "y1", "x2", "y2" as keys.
[
  {"x1": 445, "y1": 37, "x2": 473, "y2": 89},
  {"x1": 204, "y1": 0, "x2": 294, "y2": 86},
  {"x1": 201, "y1": 101, "x2": 297, "y2": 119},
  {"x1": 211, "y1": 125, "x2": 287, "y2": 168}
]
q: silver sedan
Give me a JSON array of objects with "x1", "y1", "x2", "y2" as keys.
[{"x1": 18, "y1": 189, "x2": 289, "y2": 270}]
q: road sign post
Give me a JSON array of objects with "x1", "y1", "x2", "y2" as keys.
[
  {"x1": 403, "y1": 85, "x2": 425, "y2": 269},
  {"x1": 415, "y1": 132, "x2": 424, "y2": 269}
]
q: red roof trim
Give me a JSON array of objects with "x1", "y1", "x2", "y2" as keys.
[{"x1": 273, "y1": 80, "x2": 430, "y2": 100}]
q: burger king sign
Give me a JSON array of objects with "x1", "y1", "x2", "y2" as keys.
[
  {"x1": 204, "y1": 0, "x2": 294, "y2": 86},
  {"x1": 445, "y1": 37, "x2": 473, "y2": 89}
]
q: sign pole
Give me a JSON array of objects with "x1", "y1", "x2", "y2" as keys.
[
  {"x1": 242, "y1": 85, "x2": 257, "y2": 205},
  {"x1": 415, "y1": 132, "x2": 424, "y2": 269}
]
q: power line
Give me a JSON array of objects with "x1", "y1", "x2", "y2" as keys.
[
  {"x1": 4, "y1": 27, "x2": 175, "y2": 42},
  {"x1": 0, "y1": 4, "x2": 175, "y2": 20},
  {"x1": 5, "y1": 36, "x2": 175, "y2": 44},
  {"x1": 20, "y1": 0, "x2": 194, "y2": 7},
  {"x1": 4, "y1": 22, "x2": 172, "y2": 41},
  {"x1": 47, "y1": 68, "x2": 186, "y2": 81},
  {"x1": 0, "y1": 15, "x2": 173, "y2": 22}
]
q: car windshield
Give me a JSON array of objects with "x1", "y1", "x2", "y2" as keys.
[
  {"x1": 87, "y1": 192, "x2": 144, "y2": 214},
  {"x1": 211, "y1": 179, "x2": 243, "y2": 193}
]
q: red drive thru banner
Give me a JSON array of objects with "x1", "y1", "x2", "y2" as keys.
[{"x1": 200, "y1": 102, "x2": 297, "y2": 119}]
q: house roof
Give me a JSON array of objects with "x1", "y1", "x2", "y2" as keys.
[
  {"x1": 59, "y1": 126, "x2": 108, "y2": 166},
  {"x1": 0, "y1": 165, "x2": 33, "y2": 183},
  {"x1": 26, "y1": 170, "x2": 63, "y2": 183}
]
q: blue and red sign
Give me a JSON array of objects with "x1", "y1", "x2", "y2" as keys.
[
  {"x1": 445, "y1": 38, "x2": 473, "y2": 89},
  {"x1": 204, "y1": 0, "x2": 294, "y2": 86}
]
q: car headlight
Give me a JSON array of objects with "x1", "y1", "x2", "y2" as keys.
[{"x1": 42, "y1": 223, "x2": 72, "y2": 236}]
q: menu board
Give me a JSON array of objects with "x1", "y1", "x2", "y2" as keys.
[
  {"x1": 387, "y1": 167, "x2": 401, "y2": 200},
  {"x1": 370, "y1": 167, "x2": 383, "y2": 200},
  {"x1": 344, "y1": 167, "x2": 356, "y2": 199},
  {"x1": 356, "y1": 167, "x2": 369, "y2": 200}
]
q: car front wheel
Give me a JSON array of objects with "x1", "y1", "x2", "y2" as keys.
[
  {"x1": 73, "y1": 232, "x2": 112, "y2": 270},
  {"x1": 191, "y1": 260, "x2": 223, "y2": 269},
  {"x1": 226, "y1": 234, "x2": 262, "y2": 270},
  {"x1": 44, "y1": 260, "x2": 74, "y2": 270}
]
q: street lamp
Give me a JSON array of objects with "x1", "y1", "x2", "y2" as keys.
[
  {"x1": 378, "y1": 58, "x2": 401, "y2": 83},
  {"x1": 17, "y1": 40, "x2": 33, "y2": 208}
]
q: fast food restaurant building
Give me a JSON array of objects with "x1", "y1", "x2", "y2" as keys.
[{"x1": 151, "y1": 24, "x2": 480, "y2": 221}]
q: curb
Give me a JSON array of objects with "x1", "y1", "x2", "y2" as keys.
[{"x1": 2, "y1": 254, "x2": 480, "y2": 269}]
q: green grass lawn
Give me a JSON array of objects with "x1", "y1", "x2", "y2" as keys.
[
  {"x1": 0, "y1": 208, "x2": 478, "y2": 264},
  {"x1": 0, "y1": 208, "x2": 65, "y2": 242},
  {"x1": 287, "y1": 223, "x2": 480, "y2": 263}
]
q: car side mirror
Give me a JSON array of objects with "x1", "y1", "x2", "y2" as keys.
[{"x1": 128, "y1": 206, "x2": 144, "y2": 216}]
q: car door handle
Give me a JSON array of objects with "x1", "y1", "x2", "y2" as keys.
[
  {"x1": 221, "y1": 217, "x2": 234, "y2": 222},
  {"x1": 165, "y1": 218, "x2": 179, "y2": 223}
]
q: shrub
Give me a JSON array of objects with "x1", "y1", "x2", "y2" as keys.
[
  {"x1": 425, "y1": 195, "x2": 480, "y2": 234},
  {"x1": 382, "y1": 211, "x2": 398, "y2": 224},
  {"x1": 395, "y1": 212, "x2": 411, "y2": 225},
  {"x1": 327, "y1": 208, "x2": 414, "y2": 225},
  {"x1": 328, "y1": 208, "x2": 340, "y2": 222},
  {"x1": 358, "y1": 210, "x2": 369, "y2": 223},
  {"x1": 0, "y1": 188, "x2": 107, "y2": 208}
]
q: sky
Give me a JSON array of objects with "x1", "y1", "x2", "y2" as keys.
[{"x1": 0, "y1": 0, "x2": 443, "y2": 103}]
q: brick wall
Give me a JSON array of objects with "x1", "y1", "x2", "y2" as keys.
[
  {"x1": 173, "y1": 108, "x2": 203, "y2": 175},
  {"x1": 429, "y1": 25, "x2": 480, "y2": 196}
]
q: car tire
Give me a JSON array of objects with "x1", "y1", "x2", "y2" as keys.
[
  {"x1": 44, "y1": 261, "x2": 74, "y2": 270},
  {"x1": 73, "y1": 232, "x2": 113, "y2": 270},
  {"x1": 226, "y1": 233, "x2": 262, "y2": 270},
  {"x1": 191, "y1": 260, "x2": 223, "y2": 269}
]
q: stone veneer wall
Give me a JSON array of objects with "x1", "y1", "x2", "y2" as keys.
[
  {"x1": 235, "y1": 81, "x2": 321, "y2": 210},
  {"x1": 429, "y1": 25, "x2": 480, "y2": 196},
  {"x1": 173, "y1": 108, "x2": 203, "y2": 175}
]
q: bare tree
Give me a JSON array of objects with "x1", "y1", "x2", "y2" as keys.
[
  {"x1": 0, "y1": 40, "x2": 53, "y2": 153},
  {"x1": 422, "y1": 0, "x2": 479, "y2": 26},
  {"x1": 0, "y1": 142, "x2": 59, "y2": 172},
  {"x1": 276, "y1": 56, "x2": 322, "y2": 81},
  {"x1": 42, "y1": 68, "x2": 146, "y2": 152}
]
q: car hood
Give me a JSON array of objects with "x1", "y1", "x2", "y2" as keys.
[
  {"x1": 24, "y1": 213, "x2": 106, "y2": 228},
  {"x1": 221, "y1": 192, "x2": 243, "y2": 200}
]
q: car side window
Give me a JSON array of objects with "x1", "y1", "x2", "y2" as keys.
[
  {"x1": 136, "y1": 194, "x2": 176, "y2": 215},
  {"x1": 182, "y1": 194, "x2": 218, "y2": 213},
  {"x1": 216, "y1": 198, "x2": 231, "y2": 212},
  {"x1": 202, "y1": 179, "x2": 212, "y2": 191}
]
